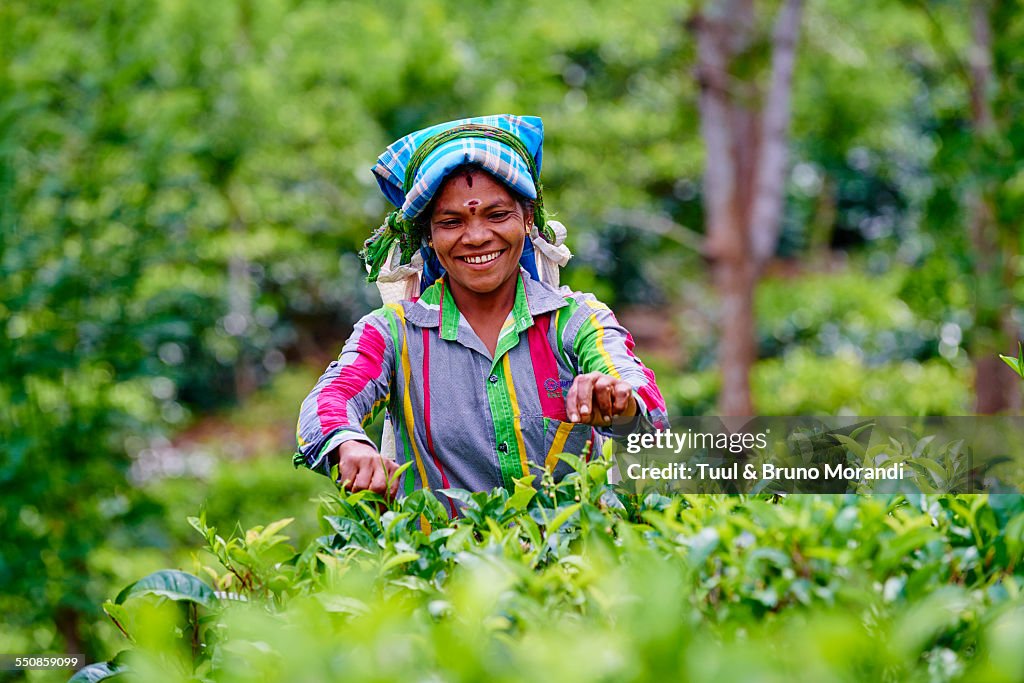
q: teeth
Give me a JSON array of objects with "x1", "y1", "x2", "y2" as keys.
[{"x1": 463, "y1": 251, "x2": 501, "y2": 264}]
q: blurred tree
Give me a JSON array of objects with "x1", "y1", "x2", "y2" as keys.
[
  {"x1": 1, "y1": 0, "x2": 698, "y2": 656},
  {"x1": 963, "y1": 0, "x2": 1020, "y2": 413},
  {"x1": 0, "y1": 0, "x2": 377, "y2": 656},
  {"x1": 691, "y1": 0, "x2": 804, "y2": 415},
  {"x1": 0, "y1": 2, "x2": 171, "y2": 656},
  {"x1": 911, "y1": 0, "x2": 1022, "y2": 413}
]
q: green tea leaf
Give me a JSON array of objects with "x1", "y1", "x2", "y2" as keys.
[
  {"x1": 68, "y1": 662, "x2": 126, "y2": 682},
  {"x1": 114, "y1": 570, "x2": 218, "y2": 609},
  {"x1": 382, "y1": 552, "x2": 421, "y2": 571},
  {"x1": 505, "y1": 476, "x2": 537, "y2": 512},
  {"x1": 316, "y1": 594, "x2": 369, "y2": 615},
  {"x1": 546, "y1": 503, "x2": 581, "y2": 534},
  {"x1": 999, "y1": 354, "x2": 1023, "y2": 377},
  {"x1": 101, "y1": 601, "x2": 135, "y2": 644},
  {"x1": 555, "y1": 452, "x2": 583, "y2": 473}
]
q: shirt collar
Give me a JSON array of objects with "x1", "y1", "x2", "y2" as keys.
[{"x1": 404, "y1": 268, "x2": 567, "y2": 335}]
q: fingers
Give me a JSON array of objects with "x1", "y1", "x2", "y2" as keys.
[
  {"x1": 336, "y1": 441, "x2": 405, "y2": 499},
  {"x1": 352, "y1": 459, "x2": 373, "y2": 492},
  {"x1": 567, "y1": 373, "x2": 637, "y2": 425},
  {"x1": 567, "y1": 373, "x2": 596, "y2": 424},
  {"x1": 594, "y1": 376, "x2": 616, "y2": 418},
  {"x1": 567, "y1": 373, "x2": 595, "y2": 422},
  {"x1": 368, "y1": 461, "x2": 387, "y2": 495},
  {"x1": 338, "y1": 452, "x2": 359, "y2": 490},
  {"x1": 612, "y1": 381, "x2": 636, "y2": 416},
  {"x1": 342, "y1": 456, "x2": 394, "y2": 496},
  {"x1": 569, "y1": 374, "x2": 606, "y2": 421}
]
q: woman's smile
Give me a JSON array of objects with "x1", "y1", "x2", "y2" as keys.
[{"x1": 459, "y1": 249, "x2": 506, "y2": 266}]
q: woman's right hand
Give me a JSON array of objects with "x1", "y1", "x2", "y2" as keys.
[
  {"x1": 565, "y1": 371, "x2": 638, "y2": 426},
  {"x1": 334, "y1": 441, "x2": 402, "y2": 499}
]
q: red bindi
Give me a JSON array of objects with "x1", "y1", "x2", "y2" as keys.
[
  {"x1": 465, "y1": 198, "x2": 480, "y2": 215},
  {"x1": 465, "y1": 173, "x2": 473, "y2": 188}
]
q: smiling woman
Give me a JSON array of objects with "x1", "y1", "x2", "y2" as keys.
[{"x1": 293, "y1": 115, "x2": 668, "y2": 501}]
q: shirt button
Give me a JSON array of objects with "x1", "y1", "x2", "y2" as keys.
[
  {"x1": 488, "y1": 374, "x2": 499, "y2": 384},
  {"x1": 497, "y1": 442, "x2": 509, "y2": 452}
]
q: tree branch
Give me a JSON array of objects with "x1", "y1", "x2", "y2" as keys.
[{"x1": 604, "y1": 208, "x2": 705, "y2": 252}]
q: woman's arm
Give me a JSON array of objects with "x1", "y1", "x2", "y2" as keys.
[
  {"x1": 294, "y1": 310, "x2": 395, "y2": 478},
  {"x1": 560, "y1": 295, "x2": 669, "y2": 432}
]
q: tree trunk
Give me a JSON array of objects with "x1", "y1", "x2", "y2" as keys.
[
  {"x1": 225, "y1": 183, "x2": 257, "y2": 400},
  {"x1": 714, "y1": 256, "x2": 758, "y2": 415},
  {"x1": 967, "y1": 1, "x2": 1020, "y2": 413},
  {"x1": 694, "y1": 0, "x2": 803, "y2": 416},
  {"x1": 228, "y1": 248, "x2": 256, "y2": 399},
  {"x1": 55, "y1": 605, "x2": 84, "y2": 657},
  {"x1": 750, "y1": 0, "x2": 804, "y2": 264}
]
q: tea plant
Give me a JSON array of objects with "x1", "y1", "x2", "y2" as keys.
[{"x1": 72, "y1": 451, "x2": 1024, "y2": 682}]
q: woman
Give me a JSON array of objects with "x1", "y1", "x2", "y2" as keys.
[{"x1": 294, "y1": 115, "x2": 667, "y2": 504}]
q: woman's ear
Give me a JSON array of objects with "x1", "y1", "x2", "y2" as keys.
[
  {"x1": 524, "y1": 202, "x2": 535, "y2": 229},
  {"x1": 420, "y1": 213, "x2": 434, "y2": 247}
]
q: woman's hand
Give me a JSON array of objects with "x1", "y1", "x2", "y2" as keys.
[
  {"x1": 334, "y1": 441, "x2": 402, "y2": 499},
  {"x1": 566, "y1": 372, "x2": 638, "y2": 426}
]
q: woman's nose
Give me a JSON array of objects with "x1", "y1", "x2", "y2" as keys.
[{"x1": 461, "y1": 217, "x2": 491, "y2": 244}]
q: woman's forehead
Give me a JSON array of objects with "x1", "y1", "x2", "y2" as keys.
[{"x1": 435, "y1": 169, "x2": 516, "y2": 205}]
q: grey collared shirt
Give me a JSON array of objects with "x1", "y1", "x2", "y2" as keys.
[{"x1": 295, "y1": 270, "x2": 669, "y2": 503}]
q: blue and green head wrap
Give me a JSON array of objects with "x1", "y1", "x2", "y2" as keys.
[{"x1": 363, "y1": 114, "x2": 558, "y2": 287}]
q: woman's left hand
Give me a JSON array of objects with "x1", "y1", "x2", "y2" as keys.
[{"x1": 566, "y1": 372, "x2": 638, "y2": 425}]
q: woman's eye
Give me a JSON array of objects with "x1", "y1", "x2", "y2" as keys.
[
  {"x1": 435, "y1": 220, "x2": 460, "y2": 229},
  {"x1": 489, "y1": 211, "x2": 512, "y2": 221}
]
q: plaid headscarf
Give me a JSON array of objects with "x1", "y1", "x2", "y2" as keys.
[
  {"x1": 374, "y1": 114, "x2": 543, "y2": 219},
  {"x1": 362, "y1": 115, "x2": 558, "y2": 284}
]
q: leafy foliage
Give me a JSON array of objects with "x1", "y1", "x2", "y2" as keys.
[
  {"x1": 1, "y1": 0, "x2": 694, "y2": 657},
  {"x1": 77, "y1": 454, "x2": 1024, "y2": 682},
  {"x1": 4, "y1": 0, "x2": 1024, "y2": 668}
]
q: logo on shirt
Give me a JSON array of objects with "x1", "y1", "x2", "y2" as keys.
[{"x1": 543, "y1": 377, "x2": 573, "y2": 399}]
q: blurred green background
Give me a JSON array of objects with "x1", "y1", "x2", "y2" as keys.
[{"x1": 2, "y1": 0, "x2": 1023, "y2": 674}]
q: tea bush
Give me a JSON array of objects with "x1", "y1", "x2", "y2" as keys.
[
  {"x1": 72, "y1": 452, "x2": 1024, "y2": 683},
  {"x1": 662, "y1": 266, "x2": 972, "y2": 416},
  {"x1": 752, "y1": 350, "x2": 969, "y2": 415},
  {"x1": 666, "y1": 352, "x2": 969, "y2": 416}
]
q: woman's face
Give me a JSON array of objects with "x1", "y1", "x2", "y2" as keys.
[{"x1": 428, "y1": 169, "x2": 530, "y2": 297}]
